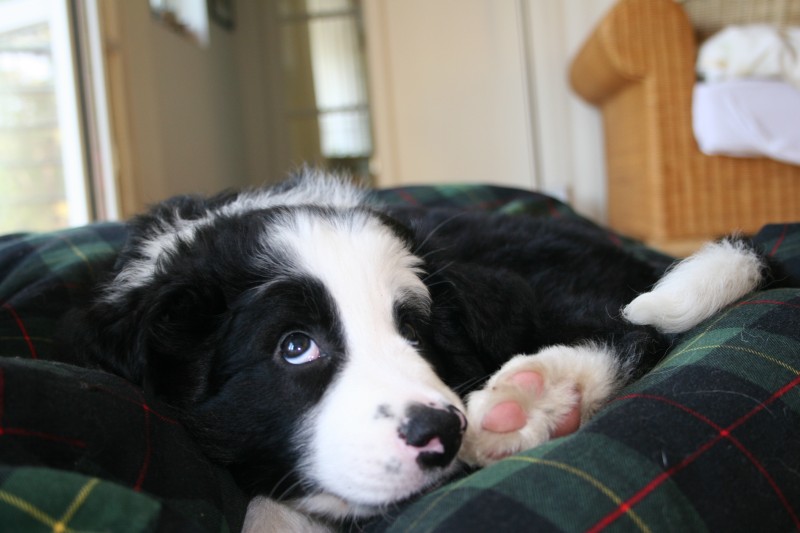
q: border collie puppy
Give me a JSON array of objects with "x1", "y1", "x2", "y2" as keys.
[{"x1": 68, "y1": 172, "x2": 769, "y2": 531}]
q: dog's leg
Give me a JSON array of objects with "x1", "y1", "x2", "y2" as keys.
[
  {"x1": 460, "y1": 344, "x2": 623, "y2": 466},
  {"x1": 243, "y1": 496, "x2": 334, "y2": 533},
  {"x1": 623, "y1": 238, "x2": 764, "y2": 333}
]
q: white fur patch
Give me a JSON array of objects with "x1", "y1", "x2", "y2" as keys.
[
  {"x1": 243, "y1": 496, "x2": 332, "y2": 533},
  {"x1": 270, "y1": 208, "x2": 464, "y2": 517},
  {"x1": 103, "y1": 171, "x2": 365, "y2": 302},
  {"x1": 622, "y1": 238, "x2": 764, "y2": 333},
  {"x1": 460, "y1": 343, "x2": 622, "y2": 467}
]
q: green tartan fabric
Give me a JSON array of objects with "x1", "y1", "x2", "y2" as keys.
[
  {"x1": 0, "y1": 223, "x2": 126, "y2": 362},
  {"x1": 0, "y1": 466, "x2": 169, "y2": 532},
  {"x1": 0, "y1": 356, "x2": 247, "y2": 532},
  {"x1": 0, "y1": 184, "x2": 798, "y2": 532},
  {"x1": 371, "y1": 184, "x2": 577, "y2": 216}
]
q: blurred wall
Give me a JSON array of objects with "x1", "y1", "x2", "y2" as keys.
[
  {"x1": 364, "y1": 0, "x2": 616, "y2": 221},
  {"x1": 102, "y1": 0, "x2": 249, "y2": 217},
  {"x1": 102, "y1": 0, "x2": 617, "y2": 223}
]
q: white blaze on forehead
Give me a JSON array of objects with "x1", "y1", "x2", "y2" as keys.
[{"x1": 271, "y1": 209, "x2": 430, "y2": 328}]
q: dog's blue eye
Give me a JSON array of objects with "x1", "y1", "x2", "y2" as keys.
[{"x1": 280, "y1": 333, "x2": 322, "y2": 365}]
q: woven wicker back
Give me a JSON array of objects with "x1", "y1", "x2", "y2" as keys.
[{"x1": 677, "y1": 0, "x2": 800, "y2": 41}]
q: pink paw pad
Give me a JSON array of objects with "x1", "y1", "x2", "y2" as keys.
[
  {"x1": 481, "y1": 371, "x2": 583, "y2": 439},
  {"x1": 509, "y1": 370, "x2": 544, "y2": 392},
  {"x1": 481, "y1": 370, "x2": 543, "y2": 434},
  {"x1": 481, "y1": 401, "x2": 527, "y2": 433}
]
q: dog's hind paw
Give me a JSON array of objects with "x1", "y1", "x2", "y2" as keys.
[
  {"x1": 622, "y1": 238, "x2": 764, "y2": 334},
  {"x1": 459, "y1": 344, "x2": 621, "y2": 467}
]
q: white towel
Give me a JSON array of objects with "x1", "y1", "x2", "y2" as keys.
[
  {"x1": 693, "y1": 79, "x2": 800, "y2": 165},
  {"x1": 697, "y1": 24, "x2": 800, "y2": 90}
]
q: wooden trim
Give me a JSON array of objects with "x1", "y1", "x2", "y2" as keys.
[
  {"x1": 98, "y1": 0, "x2": 138, "y2": 218},
  {"x1": 362, "y1": 0, "x2": 400, "y2": 187}
]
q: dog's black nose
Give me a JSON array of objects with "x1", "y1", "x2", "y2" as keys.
[{"x1": 399, "y1": 403, "x2": 467, "y2": 469}]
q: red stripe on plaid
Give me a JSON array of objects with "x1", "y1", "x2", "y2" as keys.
[
  {"x1": 737, "y1": 299, "x2": 800, "y2": 310},
  {"x1": 134, "y1": 406, "x2": 152, "y2": 491},
  {"x1": 546, "y1": 198, "x2": 563, "y2": 218},
  {"x1": 592, "y1": 374, "x2": 800, "y2": 532},
  {"x1": 2, "y1": 302, "x2": 38, "y2": 359},
  {"x1": 0, "y1": 368, "x2": 86, "y2": 448},
  {"x1": 126, "y1": 386, "x2": 170, "y2": 491},
  {"x1": 471, "y1": 199, "x2": 512, "y2": 210},
  {"x1": 769, "y1": 224, "x2": 789, "y2": 257},
  {"x1": 394, "y1": 189, "x2": 421, "y2": 206},
  {"x1": 0, "y1": 366, "x2": 5, "y2": 430},
  {"x1": 617, "y1": 393, "x2": 799, "y2": 528},
  {"x1": 0, "y1": 366, "x2": 5, "y2": 429},
  {"x1": 606, "y1": 232, "x2": 623, "y2": 248},
  {"x1": 94, "y1": 385, "x2": 179, "y2": 424},
  {"x1": 92, "y1": 385, "x2": 177, "y2": 489},
  {"x1": 0, "y1": 428, "x2": 86, "y2": 448}
]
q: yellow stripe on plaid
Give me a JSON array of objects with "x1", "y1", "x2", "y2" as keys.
[
  {"x1": 57, "y1": 477, "x2": 100, "y2": 532},
  {"x1": 659, "y1": 307, "x2": 736, "y2": 367},
  {"x1": 508, "y1": 456, "x2": 652, "y2": 533},
  {"x1": 57, "y1": 236, "x2": 94, "y2": 278},
  {"x1": 0, "y1": 477, "x2": 100, "y2": 533},
  {"x1": 406, "y1": 456, "x2": 651, "y2": 533},
  {"x1": 671, "y1": 344, "x2": 799, "y2": 374},
  {"x1": 0, "y1": 489, "x2": 63, "y2": 531},
  {"x1": 406, "y1": 475, "x2": 472, "y2": 533},
  {"x1": 664, "y1": 290, "x2": 800, "y2": 361}
]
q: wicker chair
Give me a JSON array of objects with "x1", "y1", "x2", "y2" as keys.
[{"x1": 569, "y1": 0, "x2": 800, "y2": 255}]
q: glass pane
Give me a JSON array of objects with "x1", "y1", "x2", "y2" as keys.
[
  {"x1": 278, "y1": 0, "x2": 372, "y2": 172},
  {"x1": 319, "y1": 109, "x2": 371, "y2": 158},
  {"x1": 0, "y1": 22, "x2": 68, "y2": 232},
  {"x1": 307, "y1": 16, "x2": 368, "y2": 111}
]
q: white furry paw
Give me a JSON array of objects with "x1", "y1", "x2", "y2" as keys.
[
  {"x1": 243, "y1": 496, "x2": 333, "y2": 533},
  {"x1": 459, "y1": 344, "x2": 622, "y2": 467},
  {"x1": 623, "y1": 238, "x2": 764, "y2": 333}
]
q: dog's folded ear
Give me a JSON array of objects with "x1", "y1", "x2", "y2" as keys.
[
  {"x1": 63, "y1": 279, "x2": 228, "y2": 407},
  {"x1": 141, "y1": 281, "x2": 228, "y2": 404}
]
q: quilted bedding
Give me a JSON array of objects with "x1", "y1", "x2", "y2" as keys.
[{"x1": 0, "y1": 185, "x2": 798, "y2": 532}]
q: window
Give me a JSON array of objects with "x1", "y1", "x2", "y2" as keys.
[
  {"x1": 0, "y1": 0, "x2": 114, "y2": 233},
  {"x1": 278, "y1": 0, "x2": 373, "y2": 179}
]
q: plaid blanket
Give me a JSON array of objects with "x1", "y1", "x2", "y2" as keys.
[{"x1": 0, "y1": 185, "x2": 798, "y2": 532}]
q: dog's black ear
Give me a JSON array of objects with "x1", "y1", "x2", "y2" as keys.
[
  {"x1": 141, "y1": 281, "x2": 228, "y2": 405},
  {"x1": 64, "y1": 279, "x2": 228, "y2": 407},
  {"x1": 60, "y1": 297, "x2": 149, "y2": 384}
]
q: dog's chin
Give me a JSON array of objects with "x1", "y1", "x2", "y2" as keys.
[
  {"x1": 294, "y1": 461, "x2": 463, "y2": 521},
  {"x1": 292, "y1": 492, "x2": 381, "y2": 520}
]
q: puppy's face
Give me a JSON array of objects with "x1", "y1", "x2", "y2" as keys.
[
  {"x1": 267, "y1": 209, "x2": 467, "y2": 517},
  {"x1": 101, "y1": 205, "x2": 467, "y2": 519}
]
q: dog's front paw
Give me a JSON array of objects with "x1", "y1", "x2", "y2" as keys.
[{"x1": 459, "y1": 344, "x2": 622, "y2": 466}]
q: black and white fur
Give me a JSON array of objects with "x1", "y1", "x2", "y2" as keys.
[{"x1": 66, "y1": 173, "x2": 771, "y2": 531}]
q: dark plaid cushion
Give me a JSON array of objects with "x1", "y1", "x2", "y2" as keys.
[
  {"x1": 0, "y1": 358, "x2": 247, "y2": 532},
  {"x1": 0, "y1": 226, "x2": 247, "y2": 532},
  {"x1": 0, "y1": 185, "x2": 798, "y2": 532}
]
